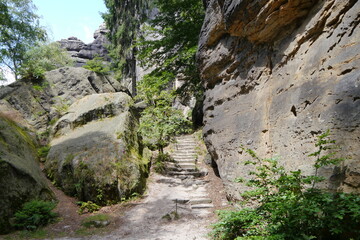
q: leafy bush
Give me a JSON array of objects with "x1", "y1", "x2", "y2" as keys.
[
  {"x1": 138, "y1": 91, "x2": 192, "y2": 153},
  {"x1": 12, "y1": 200, "x2": 58, "y2": 231},
  {"x1": 83, "y1": 56, "x2": 110, "y2": 75},
  {"x1": 20, "y1": 42, "x2": 74, "y2": 82},
  {"x1": 77, "y1": 201, "x2": 101, "y2": 214},
  {"x1": 211, "y1": 130, "x2": 360, "y2": 240},
  {"x1": 37, "y1": 145, "x2": 51, "y2": 159}
]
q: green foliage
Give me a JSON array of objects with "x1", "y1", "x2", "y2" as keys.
[
  {"x1": 37, "y1": 145, "x2": 50, "y2": 159},
  {"x1": 211, "y1": 131, "x2": 360, "y2": 240},
  {"x1": 81, "y1": 214, "x2": 110, "y2": 228},
  {"x1": 138, "y1": 91, "x2": 192, "y2": 153},
  {"x1": 0, "y1": 0, "x2": 47, "y2": 80},
  {"x1": 83, "y1": 56, "x2": 110, "y2": 75},
  {"x1": 19, "y1": 42, "x2": 74, "y2": 82},
  {"x1": 137, "y1": 0, "x2": 205, "y2": 98},
  {"x1": 77, "y1": 201, "x2": 101, "y2": 214},
  {"x1": 12, "y1": 200, "x2": 58, "y2": 231},
  {"x1": 103, "y1": 0, "x2": 150, "y2": 80},
  {"x1": 153, "y1": 152, "x2": 173, "y2": 174}
]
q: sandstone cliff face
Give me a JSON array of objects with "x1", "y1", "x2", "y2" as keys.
[{"x1": 197, "y1": 0, "x2": 360, "y2": 199}]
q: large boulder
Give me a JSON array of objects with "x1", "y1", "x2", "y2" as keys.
[
  {"x1": 45, "y1": 92, "x2": 148, "y2": 204},
  {"x1": 0, "y1": 115, "x2": 54, "y2": 234},
  {"x1": 197, "y1": 0, "x2": 360, "y2": 199},
  {"x1": 0, "y1": 67, "x2": 124, "y2": 134}
]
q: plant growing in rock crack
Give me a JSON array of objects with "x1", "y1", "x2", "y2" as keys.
[{"x1": 211, "y1": 130, "x2": 360, "y2": 240}]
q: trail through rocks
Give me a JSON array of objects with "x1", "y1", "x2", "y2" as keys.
[{"x1": 52, "y1": 134, "x2": 228, "y2": 240}]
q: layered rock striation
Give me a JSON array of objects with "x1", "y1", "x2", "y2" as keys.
[{"x1": 197, "y1": 0, "x2": 360, "y2": 198}]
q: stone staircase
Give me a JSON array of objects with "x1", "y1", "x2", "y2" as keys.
[
  {"x1": 167, "y1": 135, "x2": 207, "y2": 179},
  {"x1": 165, "y1": 134, "x2": 214, "y2": 213}
]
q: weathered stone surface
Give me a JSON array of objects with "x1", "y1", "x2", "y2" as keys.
[
  {"x1": 0, "y1": 116, "x2": 54, "y2": 234},
  {"x1": 45, "y1": 92, "x2": 148, "y2": 204},
  {"x1": 58, "y1": 24, "x2": 110, "y2": 67},
  {"x1": 0, "y1": 67, "x2": 124, "y2": 133},
  {"x1": 198, "y1": 0, "x2": 360, "y2": 199}
]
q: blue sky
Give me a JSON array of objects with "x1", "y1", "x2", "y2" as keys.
[
  {"x1": 33, "y1": 0, "x2": 107, "y2": 43},
  {"x1": 1, "y1": 0, "x2": 107, "y2": 84}
]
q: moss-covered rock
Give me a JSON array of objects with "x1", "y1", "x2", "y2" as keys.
[
  {"x1": 0, "y1": 116, "x2": 54, "y2": 234},
  {"x1": 45, "y1": 93, "x2": 149, "y2": 205}
]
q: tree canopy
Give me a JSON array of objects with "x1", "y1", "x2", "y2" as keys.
[
  {"x1": 102, "y1": 0, "x2": 150, "y2": 94},
  {"x1": 0, "y1": 0, "x2": 47, "y2": 80},
  {"x1": 137, "y1": 0, "x2": 205, "y2": 98}
]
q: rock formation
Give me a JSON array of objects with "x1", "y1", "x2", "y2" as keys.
[
  {"x1": 45, "y1": 92, "x2": 148, "y2": 203},
  {"x1": 58, "y1": 23, "x2": 111, "y2": 67},
  {"x1": 197, "y1": 0, "x2": 360, "y2": 199},
  {"x1": 0, "y1": 115, "x2": 54, "y2": 234},
  {"x1": 0, "y1": 66, "x2": 148, "y2": 228}
]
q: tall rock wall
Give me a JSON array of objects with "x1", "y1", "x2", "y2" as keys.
[{"x1": 197, "y1": 0, "x2": 360, "y2": 199}]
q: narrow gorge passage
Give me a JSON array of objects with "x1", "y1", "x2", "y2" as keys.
[{"x1": 51, "y1": 133, "x2": 228, "y2": 240}]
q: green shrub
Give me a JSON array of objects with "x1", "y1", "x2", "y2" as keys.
[
  {"x1": 12, "y1": 200, "x2": 58, "y2": 231},
  {"x1": 37, "y1": 145, "x2": 51, "y2": 159},
  {"x1": 211, "y1": 130, "x2": 360, "y2": 240},
  {"x1": 20, "y1": 42, "x2": 74, "y2": 82},
  {"x1": 83, "y1": 56, "x2": 110, "y2": 75},
  {"x1": 77, "y1": 201, "x2": 101, "y2": 214}
]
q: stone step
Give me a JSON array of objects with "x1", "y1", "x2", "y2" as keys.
[
  {"x1": 174, "y1": 160, "x2": 196, "y2": 164},
  {"x1": 173, "y1": 151, "x2": 197, "y2": 155},
  {"x1": 176, "y1": 139, "x2": 196, "y2": 144},
  {"x1": 190, "y1": 198, "x2": 212, "y2": 205},
  {"x1": 168, "y1": 171, "x2": 204, "y2": 177},
  {"x1": 167, "y1": 166, "x2": 197, "y2": 172},
  {"x1": 175, "y1": 142, "x2": 197, "y2": 145},
  {"x1": 174, "y1": 145, "x2": 196, "y2": 150},
  {"x1": 168, "y1": 163, "x2": 196, "y2": 168},
  {"x1": 173, "y1": 154, "x2": 196, "y2": 158},
  {"x1": 191, "y1": 203, "x2": 214, "y2": 209},
  {"x1": 173, "y1": 157, "x2": 196, "y2": 160}
]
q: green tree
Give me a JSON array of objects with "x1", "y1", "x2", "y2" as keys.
[
  {"x1": 138, "y1": 90, "x2": 191, "y2": 153},
  {"x1": 102, "y1": 0, "x2": 150, "y2": 94},
  {"x1": 83, "y1": 56, "x2": 110, "y2": 75},
  {"x1": 19, "y1": 42, "x2": 74, "y2": 82},
  {"x1": 0, "y1": 0, "x2": 47, "y2": 80},
  {"x1": 137, "y1": 0, "x2": 205, "y2": 98}
]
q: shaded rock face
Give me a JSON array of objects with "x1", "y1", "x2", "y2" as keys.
[
  {"x1": 0, "y1": 67, "x2": 124, "y2": 134},
  {"x1": 58, "y1": 23, "x2": 111, "y2": 67},
  {"x1": 45, "y1": 92, "x2": 148, "y2": 204},
  {"x1": 0, "y1": 116, "x2": 54, "y2": 234},
  {"x1": 197, "y1": 0, "x2": 360, "y2": 199}
]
